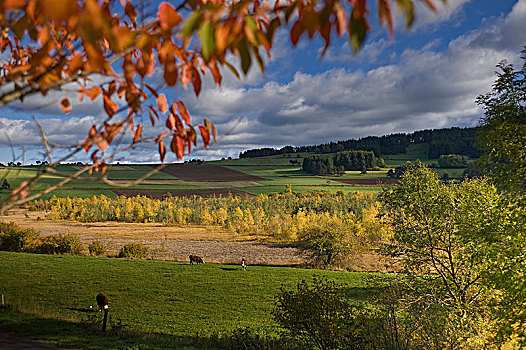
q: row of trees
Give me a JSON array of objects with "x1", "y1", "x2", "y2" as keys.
[
  {"x1": 36, "y1": 191, "x2": 380, "y2": 241},
  {"x1": 239, "y1": 127, "x2": 480, "y2": 159},
  {"x1": 302, "y1": 150, "x2": 381, "y2": 175}
]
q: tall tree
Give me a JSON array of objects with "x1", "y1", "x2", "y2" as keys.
[{"x1": 476, "y1": 49, "x2": 526, "y2": 194}]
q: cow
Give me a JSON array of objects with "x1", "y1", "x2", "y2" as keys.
[
  {"x1": 241, "y1": 257, "x2": 247, "y2": 271},
  {"x1": 96, "y1": 293, "x2": 108, "y2": 311},
  {"x1": 189, "y1": 255, "x2": 204, "y2": 265}
]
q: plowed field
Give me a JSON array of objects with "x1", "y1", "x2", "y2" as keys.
[{"x1": 160, "y1": 164, "x2": 266, "y2": 181}]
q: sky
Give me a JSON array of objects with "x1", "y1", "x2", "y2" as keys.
[{"x1": 1, "y1": 0, "x2": 525, "y2": 164}]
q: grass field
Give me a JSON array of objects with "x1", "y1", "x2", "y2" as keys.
[{"x1": 0, "y1": 251, "x2": 388, "y2": 349}]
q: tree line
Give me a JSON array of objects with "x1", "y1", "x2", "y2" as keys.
[
  {"x1": 302, "y1": 150, "x2": 381, "y2": 176},
  {"x1": 239, "y1": 127, "x2": 481, "y2": 159},
  {"x1": 32, "y1": 191, "x2": 380, "y2": 241}
]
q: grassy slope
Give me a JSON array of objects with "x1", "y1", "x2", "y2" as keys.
[{"x1": 0, "y1": 252, "x2": 386, "y2": 349}]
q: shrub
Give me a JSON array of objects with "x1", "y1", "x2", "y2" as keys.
[
  {"x1": 118, "y1": 243, "x2": 149, "y2": 259},
  {"x1": 0, "y1": 221, "x2": 39, "y2": 252},
  {"x1": 36, "y1": 232, "x2": 82, "y2": 255},
  {"x1": 272, "y1": 277, "x2": 366, "y2": 350},
  {"x1": 88, "y1": 240, "x2": 106, "y2": 256}
]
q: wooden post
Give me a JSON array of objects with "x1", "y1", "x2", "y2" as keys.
[
  {"x1": 1, "y1": 294, "x2": 4, "y2": 306},
  {"x1": 102, "y1": 305, "x2": 109, "y2": 332}
]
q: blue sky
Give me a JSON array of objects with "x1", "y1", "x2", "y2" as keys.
[{"x1": 1, "y1": 0, "x2": 525, "y2": 164}]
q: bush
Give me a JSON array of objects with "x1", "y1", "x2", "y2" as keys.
[
  {"x1": 118, "y1": 243, "x2": 149, "y2": 259},
  {"x1": 88, "y1": 240, "x2": 106, "y2": 256},
  {"x1": 35, "y1": 232, "x2": 83, "y2": 255},
  {"x1": 0, "y1": 221, "x2": 39, "y2": 252},
  {"x1": 272, "y1": 277, "x2": 366, "y2": 350}
]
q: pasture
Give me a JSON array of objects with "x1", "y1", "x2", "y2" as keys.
[{"x1": 0, "y1": 251, "x2": 387, "y2": 349}]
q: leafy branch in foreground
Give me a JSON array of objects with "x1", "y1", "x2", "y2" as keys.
[{"x1": 0, "y1": 0, "x2": 442, "y2": 208}]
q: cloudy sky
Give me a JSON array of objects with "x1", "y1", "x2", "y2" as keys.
[{"x1": 1, "y1": 0, "x2": 525, "y2": 164}]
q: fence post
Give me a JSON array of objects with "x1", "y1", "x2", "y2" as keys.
[
  {"x1": 102, "y1": 305, "x2": 109, "y2": 332},
  {"x1": 1, "y1": 294, "x2": 4, "y2": 306}
]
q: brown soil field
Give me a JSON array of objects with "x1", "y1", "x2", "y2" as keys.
[
  {"x1": 5, "y1": 210, "x2": 392, "y2": 271},
  {"x1": 160, "y1": 164, "x2": 267, "y2": 181},
  {"x1": 331, "y1": 178, "x2": 399, "y2": 185},
  {"x1": 111, "y1": 188, "x2": 253, "y2": 198}
]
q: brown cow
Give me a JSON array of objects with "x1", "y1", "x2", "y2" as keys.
[
  {"x1": 189, "y1": 255, "x2": 204, "y2": 265},
  {"x1": 96, "y1": 293, "x2": 108, "y2": 311}
]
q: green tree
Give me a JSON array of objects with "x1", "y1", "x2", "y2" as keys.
[
  {"x1": 380, "y1": 165, "x2": 502, "y2": 308},
  {"x1": 476, "y1": 49, "x2": 526, "y2": 193}
]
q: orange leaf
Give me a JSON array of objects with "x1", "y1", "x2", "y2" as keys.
[
  {"x1": 60, "y1": 97, "x2": 72, "y2": 113},
  {"x1": 103, "y1": 95, "x2": 119, "y2": 117},
  {"x1": 158, "y1": 2, "x2": 182, "y2": 31},
  {"x1": 133, "y1": 124, "x2": 142, "y2": 143},
  {"x1": 157, "y1": 93, "x2": 168, "y2": 114},
  {"x1": 199, "y1": 125, "x2": 210, "y2": 148},
  {"x1": 155, "y1": 130, "x2": 169, "y2": 143},
  {"x1": 164, "y1": 57, "x2": 178, "y2": 86},
  {"x1": 171, "y1": 135, "x2": 185, "y2": 159},
  {"x1": 176, "y1": 101, "x2": 191, "y2": 125},
  {"x1": 159, "y1": 140, "x2": 166, "y2": 162},
  {"x1": 86, "y1": 86, "x2": 101, "y2": 100},
  {"x1": 166, "y1": 111, "x2": 176, "y2": 130},
  {"x1": 97, "y1": 139, "x2": 109, "y2": 152},
  {"x1": 83, "y1": 125, "x2": 97, "y2": 152}
]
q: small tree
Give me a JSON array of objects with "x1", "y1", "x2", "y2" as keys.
[{"x1": 297, "y1": 214, "x2": 355, "y2": 267}]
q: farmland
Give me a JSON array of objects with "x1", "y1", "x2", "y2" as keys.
[{"x1": 0, "y1": 143, "x2": 470, "y2": 202}]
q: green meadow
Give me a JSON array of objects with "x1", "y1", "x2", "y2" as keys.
[{"x1": 0, "y1": 251, "x2": 387, "y2": 349}]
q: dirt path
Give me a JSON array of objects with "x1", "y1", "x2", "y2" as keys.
[{"x1": 0, "y1": 332, "x2": 74, "y2": 350}]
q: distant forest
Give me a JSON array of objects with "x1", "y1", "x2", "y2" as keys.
[{"x1": 239, "y1": 127, "x2": 481, "y2": 159}]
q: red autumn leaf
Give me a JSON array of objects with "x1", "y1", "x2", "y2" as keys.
[
  {"x1": 157, "y1": 93, "x2": 168, "y2": 114},
  {"x1": 60, "y1": 97, "x2": 72, "y2": 113},
  {"x1": 145, "y1": 84, "x2": 159, "y2": 98},
  {"x1": 176, "y1": 101, "x2": 191, "y2": 125},
  {"x1": 192, "y1": 68, "x2": 202, "y2": 96},
  {"x1": 147, "y1": 109, "x2": 155, "y2": 126},
  {"x1": 133, "y1": 124, "x2": 142, "y2": 144},
  {"x1": 290, "y1": 19, "x2": 303, "y2": 46},
  {"x1": 158, "y1": 2, "x2": 182, "y2": 31},
  {"x1": 171, "y1": 135, "x2": 185, "y2": 159},
  {"x1": 158, "y1": 140, "x2": 166, "y2": 162},
  {"x1": 164, "y1": 57, "x2": 178, "y2": 86},
  {"x1": 199, "y1": 125, "x2": 210, "y2": 148}
]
